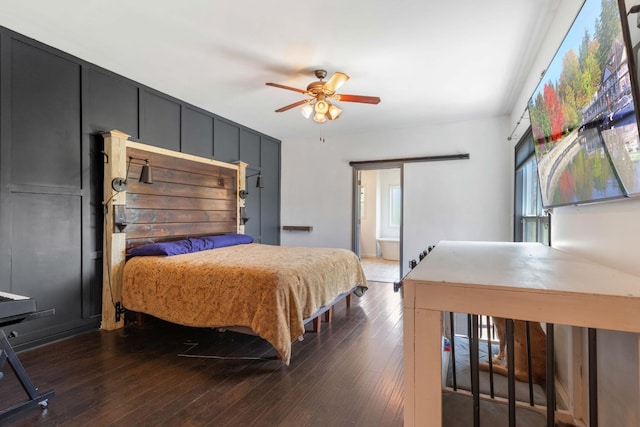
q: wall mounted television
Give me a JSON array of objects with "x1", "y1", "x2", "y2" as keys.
[{"x1": 528, "y1": 0, "x2": 640, "y2": 208}]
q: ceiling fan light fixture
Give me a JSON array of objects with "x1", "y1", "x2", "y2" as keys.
[
  {"x1": 266, "y1": 69, "x2": 380, "y2": 125},
  {"x1": 324, "y1": 72, "x2": 350, "y2": 94},
  {"x1": 313, "y1": 112, "x2": 327, "y2": 123},
  {"x1": 327, "y1": 104, "x2": 342, "y2": 120},
  {"x1": 300, "y1": 103, "x2": 314, "y2": 119},
  {"x1": 314, "y1": 100, "x2": 329, "y2": 115}
]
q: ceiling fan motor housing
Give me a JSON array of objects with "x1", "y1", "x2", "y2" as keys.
[
  {"x1": 307, "y1": 69, "x2": 328, "y2": 95},
  {"x1": 306, "y1": 81, "x2": 325, "y2": 95},
  {"x1": 314, "y1": 69, "x2": 327, "y2": 80}
]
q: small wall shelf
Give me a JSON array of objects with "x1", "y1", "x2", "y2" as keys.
[{"x1": 282, "y1": 225, "x2": 313, "y2": 232}]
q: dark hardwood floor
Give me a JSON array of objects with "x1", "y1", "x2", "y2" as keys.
[{"x1": 0, "y1": 281, "x2": 403, "y2": 426}]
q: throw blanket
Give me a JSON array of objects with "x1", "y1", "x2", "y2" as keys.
[{"x1": 122, "y1": 243, "x2": 368, "y2": 365}]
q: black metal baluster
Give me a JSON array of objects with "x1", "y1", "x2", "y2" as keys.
[
  {"x1": 588, "y1": 328, "x2": 598, "y2": 427},
  {"x1": 449, "y1": 311, "x2": 457, "y2": 391},
  {"x1": 546, "y1": 323, "x2": 556, "y2": 427},
  {"x1": 506, "y1": 318, "x2": 516, "y2": 427},
  {"x1": 526, "y1": 321, "x2": 534, "y2": 406},
  {"x1": 470, "y1": 314, "x2": 480, "y2": 427},
  {"x1": 486, "y1": 315, "x2": 495, "y2": 398}
]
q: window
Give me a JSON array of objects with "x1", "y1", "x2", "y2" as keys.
[
  {"x1": 514, "y1": 129, "x2": 550, "y2": 245},
  {"x1": 389, "y1": 185, "x2": 401, "y2": 227},
  {"x1": 359, "y1": 184, "x2": 366, "y2": 219}
]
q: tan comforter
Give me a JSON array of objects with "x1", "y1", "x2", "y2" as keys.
[{"x1": 122, "y1": 243, "x2": 367, "y2": 365}]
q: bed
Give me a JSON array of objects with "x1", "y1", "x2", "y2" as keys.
[
  {"x1": 123, "y1": 242, "x2": 366, "y2": 365},
  {"x1": 100, "y1": 130, "x2": 367, "y2": 365}
]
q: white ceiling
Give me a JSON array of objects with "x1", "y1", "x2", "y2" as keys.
[{"x1": 0, "y1": 0, "x2": 560, "y2": 141}]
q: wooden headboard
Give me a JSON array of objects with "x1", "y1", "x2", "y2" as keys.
[{"x1": 101, "y1": 130, "x2": 247, "y2": 330}]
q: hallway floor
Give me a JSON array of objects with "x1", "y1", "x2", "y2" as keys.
[{"x1": 360, "y1": 256, "x2": 400, "y2": 283}]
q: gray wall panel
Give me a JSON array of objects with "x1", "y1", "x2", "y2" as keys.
[
  {"x1": 88, "y1": 69, "x2": 138, "y2": 137},
  {"x1": 240, "y1": 129, "x2": 260, "y2": 170},
  {"x1": 182, "y1": 107, "x2": 213, "y2": 158},
  {"x1": 11, "y1": 193, "x2": 82, "y2": 339},
  {"x1": 261, "y1": 137, "x2": 281, "y2": 245},
  {"x1": 213, "y1": 119, "x2": 240, "y2": 163},
  {"x1": 240, "y1": 129, "x2": 261, "y2": 241},
  {"x1": 141, "y1": 91, "x2": 180, "y2": 151},
  {"x1": 11, "y1": 40, "x2": 80, "y2": 188}
]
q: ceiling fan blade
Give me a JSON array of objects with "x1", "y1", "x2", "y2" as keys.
[
  {"x1": 275, "y1": 99, "x2": 312, "y2": 112},
  {"x1": 266, "y1": 82, "x2": 308, "y2": 94},
  {"x1": 323, "y1": 72, "x2": 349, "y2": 94},
  {"x1": 333, "y1": 94, "x2": 381, "y2": 104}
]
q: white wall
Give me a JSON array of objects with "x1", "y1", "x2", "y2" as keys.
[
  {"x1": 402, "y1": 117, "x2": 512, "y2": 261},
  {"x1": 509, "y1": 0, "x2": 640, "y2": 424},
  {"x1": 281, "y1": 116, "x2": 512, "y2": 276}
]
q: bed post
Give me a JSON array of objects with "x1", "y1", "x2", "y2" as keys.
[
  {"x1": 101, "y1": 130, "x2": 129, "y2": 330},
  {"x1": 235, "y1": 161, "x2": 247, "y2": 234}
]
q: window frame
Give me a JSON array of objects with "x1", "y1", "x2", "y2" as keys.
[
  {"x1": 514, "y1": 128, "x2": 550, "y2": 245},
  {"x1": 359, "y1": 183, "x2": 366, "y2": 220},
  {"x1": 389, "y1": 184, "x2": 401, "y2": 228}
]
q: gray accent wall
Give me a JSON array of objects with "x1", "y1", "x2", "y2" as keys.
[{"x1": 0, "y1": 26, "x2": 281, "y2": 350}]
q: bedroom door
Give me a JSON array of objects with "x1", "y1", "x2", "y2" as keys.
[{"x1": 351, "y1": 161, "x2": 403, "y2": 283}]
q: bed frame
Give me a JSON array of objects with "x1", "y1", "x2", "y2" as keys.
[{"x1": 100, "y1": 130, "x2": 355, "y2": 335}]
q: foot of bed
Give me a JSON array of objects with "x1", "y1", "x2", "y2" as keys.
[
  {"x1": 307, "y1": 287, "x2": 358, "y2": 333},
  {"x1": 324, "y1": 307, "x2": 333, "y2": 323},
  {"x1": 311, "y1": 306, "x2": 334, "y2": 333},
  {"x1": 136, "y1": 312, "x2": 145, "y2": 325},
  {"x1": 312, "y1": 316, "x2": 321, "y2": 333}
]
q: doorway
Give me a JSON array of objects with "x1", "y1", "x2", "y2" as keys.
[{"x1": 352, "y1": 164, "x2": 402, "y2": 283}]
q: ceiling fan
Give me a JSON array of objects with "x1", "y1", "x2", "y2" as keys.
[{"x1": 266, "y1": 69, "x2": 381, "y2": 123}]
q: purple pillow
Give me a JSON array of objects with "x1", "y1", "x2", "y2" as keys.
[
  {"x1": 199, "y1": 233, "x2": 254, "y2": 248},
  {"x1": 127, "y1": 234, "x2": 253, "y2": 256},
  {"x1": 128, "y1": 239, "x2": 193, "y2": 256},
  {"x1": 188, "y1": 237, "x2": 215, "y2": 252}
]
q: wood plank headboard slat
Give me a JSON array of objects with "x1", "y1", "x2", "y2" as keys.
[
  {"x1": 127, "y1": 209, "x2": 235, "y2": 224},
  {"x1": 128, "y1": 146, "x2": 237, "y2": 175},
  {"x1": 125, "y1": 222, "x2": 238, "y2": 240},
  {"x1": 128, "y1": 181, "x2": 235, "y2": 200},
  {"x1": 128, "y1": 164, "x2": 235, "y2": 190},
  {"x1": 126, "y1": 194, "x2": 236, "y2": 210}
]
